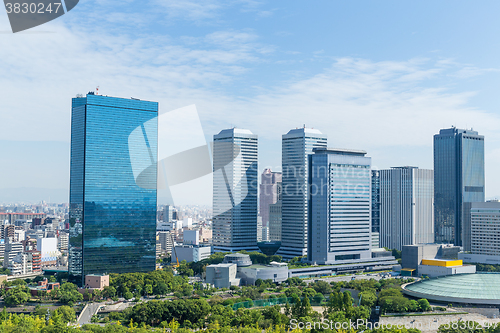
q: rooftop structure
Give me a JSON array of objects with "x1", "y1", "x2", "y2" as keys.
[{"x1": 403, "y1": 273, "x2": 500, "y2": 305}]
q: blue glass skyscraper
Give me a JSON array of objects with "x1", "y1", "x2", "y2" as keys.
[
  {"x1": 434, "y1": 127, "x2": 484, "y2": 251},
  {"x1": 69, "y1": 94, "x2": 158, "y2": 285}
]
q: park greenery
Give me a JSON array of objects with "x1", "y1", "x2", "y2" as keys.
[{"x1": 0, "y1": 254, "x2": 464, "y2": 333}]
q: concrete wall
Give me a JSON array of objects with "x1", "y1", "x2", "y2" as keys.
[
  {"x1": 459, "y1": 253, "x2": 500, "y2": 265},
  {"x1": 206, "y1": 263, "x2": 238, "y2": 289},
  {"x1": 417, "y1": 264, "x2": 476, "y2": 277},
  {"x1": 238, "y1": 265, "x2": 288, "y2": 285}
]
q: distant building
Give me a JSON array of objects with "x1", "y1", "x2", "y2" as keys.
[
  {"x1": 277, "y1": 128, "x2": 327, "y2": 259},
  {"x1": 206, "y1": 263, "x2": 239, "y2": 288},
  {"x1": 37, "y1": 237, "x2": 59, "y2": 267},
  {"x1": 158, "y1": 231, "x2": 173, "y2": 253},
  {"x1": 434, "y1": 127, "x2": 485, "y2": 251},
  {"x1": 206, "y1": 253, "x2": 288, "y2": 287},
  {"x1": 260, "y1": 169, "x2": 282, "y2": 228},
  {"x1": 163, "y1": 205, "x2": 174, "y2": 223},
  {"x1": 212, "y1": 128, "x2": 259, "y2": 252},
  {"x1": 402, "y1": 243, "x2": 460, "y2": 272},
  {"x1": 417, "y1": 259, "x2": 476, "y2": 278},
  {"x1": 183, "y1": 230, "x2": 199, "y2": 246},
  {"x1": 268, "y1": 201, "x2": 282, "y2": 242},
  {"x1": 371, "y1": 170, "x2": 380, "y2": 233},
  {"x1": 58, "y1": 232, "x2": 69, "y2": 251},
  {"x1": 84, "y1": 274, "x2": 109, "y2": 290},
  {"x1": 308, "y1": 148, "x2": 372, "y2": 265},
  {"x1": 379, "y1": 167, "x2": 434, "y2": 250},
  {"x1": 3, "y1": 237, "x2": 23, "y2": 268},
  {"x1": 459, "y1": 201, "x2": 500, "y2": 264},
  {"x1": 171, "y1": 245, "x2": 211, "y2": 263}
]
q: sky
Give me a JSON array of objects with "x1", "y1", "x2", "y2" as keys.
[{"x1": 1, "y1": 1, "x2": 500, "y2": 205}]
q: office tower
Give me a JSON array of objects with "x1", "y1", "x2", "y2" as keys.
[
  {"x1": 269, "y1": 181, "x2": 282, "y2": 242},
  {"x1": 470, "y1": 201, "x2": 500, "y2": 256},
  {"x1": 434, "y1": 127, "x2": 484, "y2": 250},
  {"x1": 277, "y1": 128, "x2": 327, "y2": 259},
  {"x1": 164, "y1": 205, "x2": 174, "y2": 223},
  {"x1": 269, "y1": 201, "x2": 282, "y2": 241},
  {"x1": 259, "y1": 169, "x2": 282, "y2": 227},
  {"x1": 69, "y1": 94, "x2": 158, "y2": 285},
  {"x1": 308, "y1": 148, "x2": 372, "y2": 265},
  {"x1": 212, "y1": 128, "x2": 259, "y2": 252},
  {"x1": 379, "y1": 167, "x2": 434, "y2": 251},
  {"x1": 371, "y1": 170, "x2": 380, "y2": 233}
]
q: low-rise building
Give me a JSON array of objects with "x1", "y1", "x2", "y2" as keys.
[
  {"x1": 206, "y1": 263, "x2": 239, "y2": 288},
  {"x1": 171, "y1": 245, "x2": 211, "y2": 263},
  {"x1": 417, "y1": 259, "x2": 476, "y2": 277}
]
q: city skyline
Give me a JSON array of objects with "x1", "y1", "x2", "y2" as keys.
[{"x1": 3, "y1": 2, "x2": 500, "y2": 206}]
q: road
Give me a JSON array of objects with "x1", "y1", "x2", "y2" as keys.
[{"x1": 78, "y1": 303, "x2": 103, "y2": 325}]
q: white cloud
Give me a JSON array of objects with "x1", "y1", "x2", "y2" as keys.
[{"x1": 2, "y1": 11, "x2": 500, "y2": 203}]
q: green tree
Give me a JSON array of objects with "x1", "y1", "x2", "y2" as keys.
[
  {"x1": 53, "y1": 305, "x2": 76, "y2": 323},
  {"x1": 418, "y1": 298, "x2": 432, "y2": 312},
  {"x1": 359, "y1": 291, "x2": 377, "y2": 308},
  {"x1": 58, "y1": 283, "x2": 83, "y2": 305},
  {"x1": 4, "y1": 285, "x2": 31, "y2": 306},
  {"x1": 124, "y1": 291, "x2": 134, "y2": 300}
]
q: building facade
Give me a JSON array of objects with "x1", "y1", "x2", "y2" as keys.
[
  {"x1": 69, "y1": 94, "x2": 158, "y2": 285},
  {"x1": 308, "y1": 148, "x2": 372, "y2": 265},
  {"x1": 371, "y1": 170, "x2": 380, "y2": 233},
  {"x1": 212, "y1": 128, "x2": 259, "y2": 252},
  {"x1": 470, "y1": 201, "x2": 500, "y2": 256},
  {"x1": 259, "y1": 169, "x2": 282, "y2": 228},
  {"x1": 277, "y1": 128, "x2": 327, "y2": 259},
  {"x1": 379, "y1": 167, "x2": 434, "y2": 251},
  {"x1": 434, "y1": 127, "x2": 485, "y2": 251}
]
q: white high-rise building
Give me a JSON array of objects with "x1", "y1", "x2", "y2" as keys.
[
  {"x1": 277, "y1": 128, "x2": 327, "y2": 259},
  {"x1": 471, "y1": 201, "x2": 500, "y2": 256},
  {"x1": 309, "y1": 148, "x2": 372, "y2": 265},
  {"x1": 212, "y1": 128, "x2": 259, "y2": 252},
  {"x1": 379, "y1": 167, "x2": 434, "y2": 251}
]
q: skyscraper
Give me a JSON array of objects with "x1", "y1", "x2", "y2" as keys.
[
  {"x1": 277, "y1": 128, "x2": 327, "y2": 259},
  {"x1": 434, "y1": 127, "x2": 485, "y2": 250},
  {"x1": 379, "y1": 167, "x2": 434, "y2": 251},
  {"x1": 212, "y1": 128, "x2": 259, "y2": 252},
  {"x1": 259, "y1": 169, "x2": 282, "y2": 228},
  {"x1": 371, "y1": 170, "x2": 381, "y2": 233},
  {"x1": 69, "y1": 94, "x2": 158, "y2": 285},
  {"x1": 308, "y1": 148, "x2": 372, "y2": 265}
]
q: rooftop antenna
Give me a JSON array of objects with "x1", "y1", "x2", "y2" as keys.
[{"x1": 96, "y1": 86, "x2": 99, "y2": 95}]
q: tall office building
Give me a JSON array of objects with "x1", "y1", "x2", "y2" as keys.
[
  {"x1": 269, "y1": 182, "x2": 282, "y2": 242},
  {"x1": 308, "y1": 148, "x2": 372, "y2": 265},
  {"x1": 212, "y1": 128, "x2": 259, "y2": 252},
  {"x1": 371, "y1": 170, "x2": 380, "y2": 233},
  {"x1": 470, "y1": 201, "x2": 500, "y2": 256},
  {"x1": 69, "y1": 94, "x2": 158, "y2": 285},
  {"x1": 259, "y1": 169, "x2": 282, "y2": 228},
  {"x1": 379, "y1": 167, "x2": 434, "y2": 251},
  {"x1": 434, "y1": 127, "x2": 484, "y2": 251},
  {"x1": 277, "y1": 128, "x2": 327, "y2": 259},
  {"x1": 164, "y1": 205, "x2": 174, "y2": 223}
]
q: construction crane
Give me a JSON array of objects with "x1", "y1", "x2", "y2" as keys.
[{"x1": 170, "y1": 232, "x2": 180, "y2": 268}]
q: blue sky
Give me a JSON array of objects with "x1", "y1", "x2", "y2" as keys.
[{"x1": 1, "y1": 1, "x2": 500, "y2": 205}]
